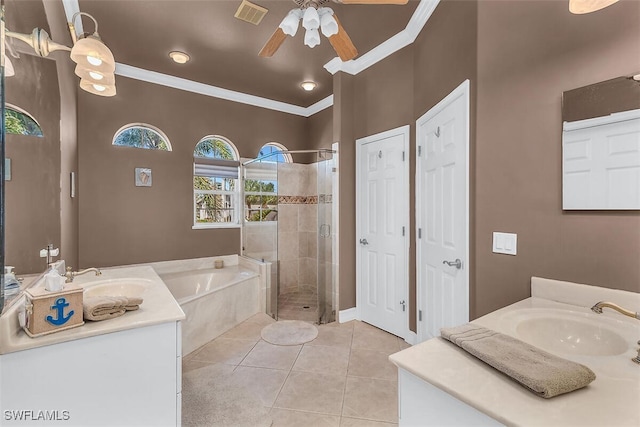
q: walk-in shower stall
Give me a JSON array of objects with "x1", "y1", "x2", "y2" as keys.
[{"x1": 242, "y1": 150, "x2": 336, "y2": 324}]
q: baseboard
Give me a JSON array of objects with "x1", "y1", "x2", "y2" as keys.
[
  {"x1": 339, "y1": 307, "x2": 358, "y2": 323},
  {"x1": 404, "y1": 330, "x2": 418, "y2": 346}
]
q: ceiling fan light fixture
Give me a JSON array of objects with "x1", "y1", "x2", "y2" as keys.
[
  {"x1": 169, "y1": 51, "x2": 190, "y2": 64},
  {"x1": 319, "y1": 9, "x2": 338, "y2": 38},
  {"x1": 301, "y1": 81, "x2": 317, "y2": 91},
  {"x1": 279, "y1": 9, "x2": 303, "y2": 37},
  {"x1": 302, "y1": 7, "x2": 320, "y2": 31},
  {"x1": 304, "y1": 27, "x2": 321, "y2": 48},
  {"x1": 569, "y1": 0, "x2": 619, "y2": 13}
]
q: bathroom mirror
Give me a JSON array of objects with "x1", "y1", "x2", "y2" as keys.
[
  {"x1": 561, "y1": 74, "x2": 640, "y2": 210},
  {"x1": 562, "y1": 74, "x2": 640, "y2": 122},
  {"x1": 1, "y1": 0, "x2": 6, "y2": 315}
]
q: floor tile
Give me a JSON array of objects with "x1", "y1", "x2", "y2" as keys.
[
  {"x1": 351, "y1": 322, "x2": 401, "y2": 355},
  {"x1": 270, "y1": 408, "x2": 340, "y2": 427},
  {"x1": 190, "y1": 338, "x2": 257, "y2": 365},
  {"x1": 340, "y1": 417, "x2": 397, "y2": 426},
  {"x1": 241, "y1": 340, "x2": 302, "y2": 370},
  {"x1": 308, "y1": 325, "x2": 353, "y2": 348},
  {"x1": 293, "y1": 345, "x2": 350, "y2": 376},
  {"x1": 245, "y1": 312, "x2": 278, "y2": 326},
  {"x1": 347, "y1": 348, "x2": 398, "y2": 381},
  {"x1": 220, "y1": 320, "x2": 265, "y2": 341},
  {"x1": 182, "y1": 359, "x2": 234, "y2": 375},
  {"x1": 342, "y1": 376, "x2": 398, "y2": 423},
  {"x1": 274, "y1": 371, "x2": 346, "y2": 415},
  {"x1": 230, "y1": 366, "x2": 289, "y2": 407}
]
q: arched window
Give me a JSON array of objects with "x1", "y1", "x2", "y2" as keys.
[
  {"x1": 5, "y1": 104, "x2": 43, "y2": 137},
  {"x1": 112, "y1": 124, "x2": 172, "y2": 151},
  {"x1": 193, "y1": 136, "x2": 240, "y2": 227},
  {"x1": 257, "y1": 142, "x2": 291, "y2": 163}
]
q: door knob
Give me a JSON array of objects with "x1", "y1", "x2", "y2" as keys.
[
  {"x1": 443, "y1": 258, "x2": 462, "y2": 269},
  {"x1": 359, "y1": 238, "x2": 369, "y2": 245}
]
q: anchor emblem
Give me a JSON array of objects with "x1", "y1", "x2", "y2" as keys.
[{"x1": 46, "y1": 297, "x2": 75, "y2": 326}]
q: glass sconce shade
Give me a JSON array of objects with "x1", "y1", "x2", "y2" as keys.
[
  {"x1": 302, "y1": 7, "x2": 320, "y2": 31},
  {"x1": 304, "y1": 28, "x2": 321, "y2": 48},
  {"x1": 80, "y1": 78, "x2": 116, "y2": 97},
  {"x1": 569, "y1": 0, "x2": 619, "y2": 13},
  {"x1": 279, "y1": 9, "x2": 303, "y2": 37},
  {"x1": 74, "y1": 65, "x2": 115, "y2": 85},
  {"x1": 70, "y1": 35, "x2": 115, "y2": 74}
]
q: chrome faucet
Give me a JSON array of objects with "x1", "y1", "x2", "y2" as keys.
[
  {"x1": 590, "y1": 301, "x2": 640, "y2": 320},
  {"x1": 591, "y1": 302, "x2": 640, "y2": 365},
  {"x1": 65, "y1": 266, "x2": 102, "y2": 283}
]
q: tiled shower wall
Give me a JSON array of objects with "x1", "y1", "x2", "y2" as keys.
[{"x1": 277, "y1": 163, "x2": 318, "y2": 295}]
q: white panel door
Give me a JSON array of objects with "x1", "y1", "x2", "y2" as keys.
[
  {"x1": 416, "y1": 81, "x2": 469, "y2": 343},
  {"x1": 356, "y1": 126, "x2": 409, "y2": 338}
]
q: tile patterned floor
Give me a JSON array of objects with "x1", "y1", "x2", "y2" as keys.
[
  {"x1": 183, "y1": 313, "x2": 411, "y2": 426},
  {"x1": 277, "y1": 287, "x2": 319, "y2": 322}
]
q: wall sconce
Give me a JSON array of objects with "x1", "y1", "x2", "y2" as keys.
[{"x1": 5, "y1": 12, "x2": 116, "y2": 97}]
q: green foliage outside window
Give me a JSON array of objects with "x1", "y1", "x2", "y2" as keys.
[
  {"x1": 113, "y1": 126, "x2": 170, "y2": 150},
  {"x1": 5, "y1": 108, "x2": 43, "y2": 137}
]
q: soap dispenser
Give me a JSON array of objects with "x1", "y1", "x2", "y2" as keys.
[{"x1": 3, "y1": 266, "x2": 20, "y2": 297}]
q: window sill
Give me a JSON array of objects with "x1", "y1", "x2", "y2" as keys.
[{"x1": 192, "y1": 223, "x2": 241, "y2": 230}]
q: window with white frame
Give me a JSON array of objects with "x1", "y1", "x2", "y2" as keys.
[
  {"x1": 257, "y1": 142, "x2": 292, "y2": 163},
  {"x1": 193, "y1": 136, "x2": 240, "y2": 227},
  {"x1": 112, "y1": 123, "x2": 172, "y2": 151}
]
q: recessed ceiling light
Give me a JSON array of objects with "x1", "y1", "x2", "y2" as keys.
[
  {"x1": 169, "y1": 51, "x2": 190, "y2": 64},
  {"x1": 301, "y1": 81, "x2": 317, "y2": 91}
]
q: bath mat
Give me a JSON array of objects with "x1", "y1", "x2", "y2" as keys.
[
  {"x1": 261, "y1": 320, "x2": 318, "y2": 346},
  {"x1": 182, "y1": 364, "x2": 272, "y2": 427}
]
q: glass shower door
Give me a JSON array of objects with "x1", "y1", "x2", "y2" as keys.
[
  {"x1": 317, "y1": 152, "x2": 334, "y2": 324},
  {"x1": 242, "y1": 161, "x2": 279, "y2": 319}
]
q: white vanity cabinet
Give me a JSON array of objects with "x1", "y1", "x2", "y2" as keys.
[{"x1": 0, "y1": 320, "x2": 182, "y2": 426}]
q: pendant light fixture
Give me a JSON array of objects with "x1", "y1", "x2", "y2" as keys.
[{"x1": 4, "y1": 11, "x2": 116, "y2": 97}]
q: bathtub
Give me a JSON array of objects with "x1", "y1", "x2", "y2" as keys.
[{"x1": 150, "y1": 255, "x2": 269, "y2": 355}]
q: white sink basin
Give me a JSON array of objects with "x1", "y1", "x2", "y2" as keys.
[
  {"x1": 502, "y1": 308, "x2": 637, "y2": 357},
  {"x1": 83, "y1": 279, "x2": 149, "y2": 298}
]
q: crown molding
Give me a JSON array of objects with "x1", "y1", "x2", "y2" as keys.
[
  {"x1": 115, "y1": 63, "x2": 332, "y2": 118},
  {"x1": 324, "y1": 0, "x2": 440, "y2": 75},
  {"x1": 64, "y1": 0, "x2": 438, "y2": 116}
]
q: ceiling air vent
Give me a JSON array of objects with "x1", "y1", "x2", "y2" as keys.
[{"x1": 234, "y1": 0, "x2": 268, "y2": 26}]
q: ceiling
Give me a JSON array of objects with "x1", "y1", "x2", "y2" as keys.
[{"x1": 76, "y1": 0, "x2": 419, "y2": 106}]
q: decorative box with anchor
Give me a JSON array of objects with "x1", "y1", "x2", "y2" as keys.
[{"x1": 23, "y1": 268, "x2": 84, "y2": 337}]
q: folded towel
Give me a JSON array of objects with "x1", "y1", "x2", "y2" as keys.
[
  {"x1": 124, "y1": 296, "x2": 143, "y2": 311},
  {"x1": 83, "y1": 296, "x2": 143, "y2": 321},
  {"x1": 440, "y1": 323, "x2": 596, "y2": 398}
]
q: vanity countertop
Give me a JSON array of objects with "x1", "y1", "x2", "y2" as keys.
[
  {"x1": 0, "y1": 265, "x2": 185, "y2": 355},
  {"x1": 389, "y1": 278, "x2": 640, "y2": 427}
]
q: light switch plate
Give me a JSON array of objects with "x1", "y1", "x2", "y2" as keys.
[{"x1": 493, "y1": 232, "x2": 517, "y2": 255}]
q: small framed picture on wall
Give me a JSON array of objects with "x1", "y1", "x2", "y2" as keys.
[{"x1": 135, "y1": 168, "x2": 152, "y2": 187}]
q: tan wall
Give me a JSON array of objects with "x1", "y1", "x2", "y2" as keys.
[
  {"x1": 42, "y1": 0, "x2": 80, "y2": 270},
  {"x1": 474, "y1": 0, "x2": 640, "y2": 316},
  {"x1": 335, "y1": 0, "x2": 477, "y2": 330},
  {"x1": 307, "y1": 107, "x2": 333, "y2": 151},
  {"x1": 77, "y1": 76, "x2": 308, "y2": 268}
]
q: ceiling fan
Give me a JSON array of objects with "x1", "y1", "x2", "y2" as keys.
[{"x1": 259, "y1": 0, "x2": 409, "y2": 61}]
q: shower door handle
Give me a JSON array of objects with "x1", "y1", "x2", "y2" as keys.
[{"x1": 359, "y1": 238, "x2": 369, "y2": 245}]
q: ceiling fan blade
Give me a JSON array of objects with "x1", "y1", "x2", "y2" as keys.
[
  {"x1": 259, "y1": 27, "x2": 287, "y2": 57},
  {"x1": 329, "y1": 15, "x2": 358, "y2": 62},
  {"x1": 337, "y1": 0, "x2": 408, "y2": 4}
]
